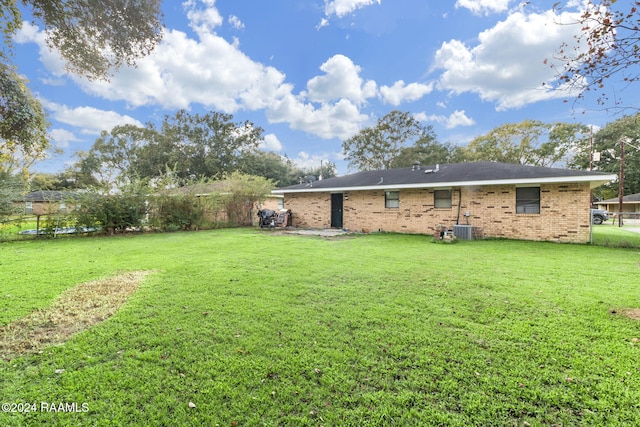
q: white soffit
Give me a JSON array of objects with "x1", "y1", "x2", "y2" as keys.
[{"x1": 273, "y1": 174, "x2": 618, "y2": 194}]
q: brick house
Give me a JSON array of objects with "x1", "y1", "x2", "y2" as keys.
[
  {"x1": 24, "y1": 191, "x2": 78, "y2": 216},
  {"x1": 272, "y1": 162, "x2": 616, "y2": 243},
  {"x1": 597, "y1": 193, "x2": 640, "y2": 217}
]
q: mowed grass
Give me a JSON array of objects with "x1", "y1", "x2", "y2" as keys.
[
  {"x1": 592, "y1": 223, "x2": 640, "y2": 248},
  {"x1": 1, "y1": 229, "x2": 639, "y2": 426}
]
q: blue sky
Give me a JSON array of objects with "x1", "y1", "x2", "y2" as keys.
[{"x1": 13, "y1": 0, "x2": 617, "y2": 175}]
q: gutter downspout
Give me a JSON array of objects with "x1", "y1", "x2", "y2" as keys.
[{"x1": 456, "y1": 188, "x2": 462, "y2": 225}]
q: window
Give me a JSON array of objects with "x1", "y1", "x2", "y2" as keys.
[
  {"x1": 516, "y1": 187, "x2": 540, "y2": 214},
  {"x1": 385, "y1": 191, "x2": 399, "y2": 208},
  {"x1": 25, "y1": 201, "x2": 33, "y2": 214},
  {"x1": 60, "y1": 202, "x2": 67, "y2": 213},
  {"x1": 434, "y1": 189, "x2": 452, "y2": 208}
]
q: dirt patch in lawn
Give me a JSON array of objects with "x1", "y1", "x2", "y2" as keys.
[
  {"x1": 0, "y1": 271, "x2": 153, "y2": 360},
  {"x1": 616, "y1": 308, "x2": 640, "y2": 320}
]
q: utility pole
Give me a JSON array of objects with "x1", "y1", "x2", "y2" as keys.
[
  {"x1": 589, "y1": 127, "x2": 593, "y2": 172},
  {"x1": 589, "y1": 127, "x2": 593, "y2": 209},
  {"x1": 618, "y1": 137, "x2": 625, "y2": 227}
]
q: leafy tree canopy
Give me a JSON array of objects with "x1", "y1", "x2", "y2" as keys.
[
  {"x1": 390, "y1": 134, "x2": 463, "y2": 169},
  {"x1": 2, "y1": 0, "x2": 164, "y2": 81},
  {"x1": 551, "y1": 1, "x2": 640, "y2": 112},
  {"x1": 0, "y1": 64, "x2": 48, "y2": 176},
  {"x1": 1, "y1": 0, "x2": 164, "y2": 177},
  {"x1": 342, "y1": 110, "x2": 429, "y2": 171},
  {"x1": 569, "y1": 112, "x2": 640, "y2": 200},
  {"x1": 0, "y1": 169, "x2": 25, "y2": 221},
  {"x1": 236, "y1": 151, "x2": 338, "y2": 187},
  {"x1": 30, "y1": 169, "x2": 97, "y2": 191},
  {"x1": 463, "y1": 120, "x2": 589, "y2": 167},
  {"x1": 75, "y1": 110, "x2": 265, "y2": 186}
]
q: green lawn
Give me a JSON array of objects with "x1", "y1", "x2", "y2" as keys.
[
  {"x1": 1, "y1": 229, "x2": 639, "y2": 426},
  {"x1": 0, "y1": 217, "x2": 37, "y2": 242},
  {"x1": 592, "y1": 223, "x2": 640, "y2": 247}
]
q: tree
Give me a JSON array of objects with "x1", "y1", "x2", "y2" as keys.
[
  {"x1": 463, "y1": 120, "x2": 589, "y2": 167},
  {"x1": 3, "y1": 0, "x2": 164, "y2": 81},
  {"x1": 0, "y1": 170, "x2": 25, "y2": 221},
  {"x1": 569, "y1": 113, "x2": 640, "y2": 200},
  {"x1": 390, "y1": 132, "x2": 461, "y2": 168},
  {"x1": 301, "y1": 161, "x2": 337, "y2": 181},
  {"x1": 75, "y1": 110, "x2": 264, "y2": 185},
  {"x1": 1, "y1": 0, "x2": 164, "y2": 177},
  {"x1": 237, "y1": 151, "x2": 300, "y2": 187},
  {"x1": 551, "y1": 1, "x2": 640, "y2": 112},
  {"x1": 74, "y1": 179, "x2": 149, "y2": 235},
  {"x1": 137, "y1": 110, "x2": 264, "y2": 180},
  {"x1": 148, "y1": 175, "x2": 214, "y2": 231},
  {"x1": 77, "y1": 124, "x2": 155, "y2": 185},
  {"x1": 0, "y1": 64, "x2": 48, "y2": 175},
  {"x1": 221, "y1": 172, "x2": 275, "y2": 226},
  {"x1": 30, "y1": 169, "x2": 98, "y2": 190},
  {"x1": 342, "y1": 110, "x2": 427, "y2": 171}
]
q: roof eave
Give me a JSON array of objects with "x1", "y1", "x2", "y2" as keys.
[{"x1": 272, "y1": 174, "x2": 618, "y2": 194}]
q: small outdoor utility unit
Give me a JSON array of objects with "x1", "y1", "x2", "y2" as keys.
[{"x1": 453, "y1": 225, "x2": 473, "y2": 240}]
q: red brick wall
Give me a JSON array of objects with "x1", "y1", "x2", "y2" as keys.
[{"x1": 283, "y1": 182, "x2": 592, "y2": 242}]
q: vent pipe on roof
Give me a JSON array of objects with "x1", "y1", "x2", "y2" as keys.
[
  {"x1": 424, "y1": 164, "x2": 440, "y2": 174},
  {"x1": 411, "y1": 161, "x2": 420, "y2": 171}
]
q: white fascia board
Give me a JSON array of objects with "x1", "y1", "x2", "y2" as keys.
[{"x1": 271, "y1": 174, "x2": 618, "y2": 194}]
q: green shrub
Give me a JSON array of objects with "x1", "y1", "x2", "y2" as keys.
[
  {"x1": 75, "y1": 192, "x2": 147, "y2": 235},
  {"x1": 148, "y1": 193, "x2": 206, "y2": 231}
]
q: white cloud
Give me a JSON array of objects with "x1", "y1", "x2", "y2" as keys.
[
  {"x1": 415, "y1": 110, "x2": 475, "y2": 129},
  {"x1": 455, "y1": 0, "x2": 512, "y2": 15},
  {"x1": 49, "y1": 129, "x2": 81, "y2": 149},
  {"x1": 43, "y1": 101, "x2": 143, "y2": 135},
  {"x1": 445, "y1": 110, "x2": 476, "y2": 128},
  {"x1": 261, "y1": 134, "x2": 283, "y2": 151},
  {"x1": 228, "y1": 15, "x2": 245, "y2": 30},
  {"x1": 185, "y1": 0, "x2": 223, "y2": 33},
  {"x1": 433, "y1": 9, "x2": 586, "y2": 110},
  {"x1": 16, "y1": 1, "x2": 373, "y2": 142},
  {"x1": 306, "y1": 55, "x2": 377, "y2": 105},
  {"x1": 291, "y1": 151, "x2": 336, "y2": 172},
  {"x1": 317, "y1": 18, "x2": 330, "y2": 30},
  {"x1": 323, "y1": 0, "x2": 381, "y2": 19},
  {"x1": 267, "y1": 94, "x2": 368, "y2": 140},
  {"x1": 72, "y1": 28, "x2": 282, "y2": 113},
  {"x1": 380, "y1": 80, "x2": 433, "y2": 106}
]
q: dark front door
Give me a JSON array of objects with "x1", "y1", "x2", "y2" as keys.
[{"x1": 331, "y1": 193, "x2": 343, "y2": 229}]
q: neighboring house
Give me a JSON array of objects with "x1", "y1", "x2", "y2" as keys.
[
  {"x1": 597, "y1": 193, "x2": 640, "y2": 216},
  {"x1": 166, "y1": 182, "x2": 283, "y2": 226},
  {"x1": 22, "y1": 191, "x2": 80, "y2": 234},
  {"x1": 23, "y1": 191, "x2": 79, "y2": 216},
  {"x1": 273, "y1": 161, "x2": 616, "y2": 243}
]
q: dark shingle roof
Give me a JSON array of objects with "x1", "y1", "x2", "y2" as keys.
[
  {"x1": 601, "y1": 193, "x2": 640, "y2": 203},
  {"x1": 24, "y1": 191, "x2": 79, "y2": 202},
  {"x1": 274, "y1": 162, "x2": 616, "y2": 193}
]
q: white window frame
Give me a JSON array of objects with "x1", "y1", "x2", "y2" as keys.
[
  {"x1": 434, "y1": 189, "x2": 452, "y2": 209},
  {"x1": 516, "y1": 186, "x2": 540, "y2": 214},
  {"x1": 385, "y1": 191, "x2": 400, "y2": 209}
]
